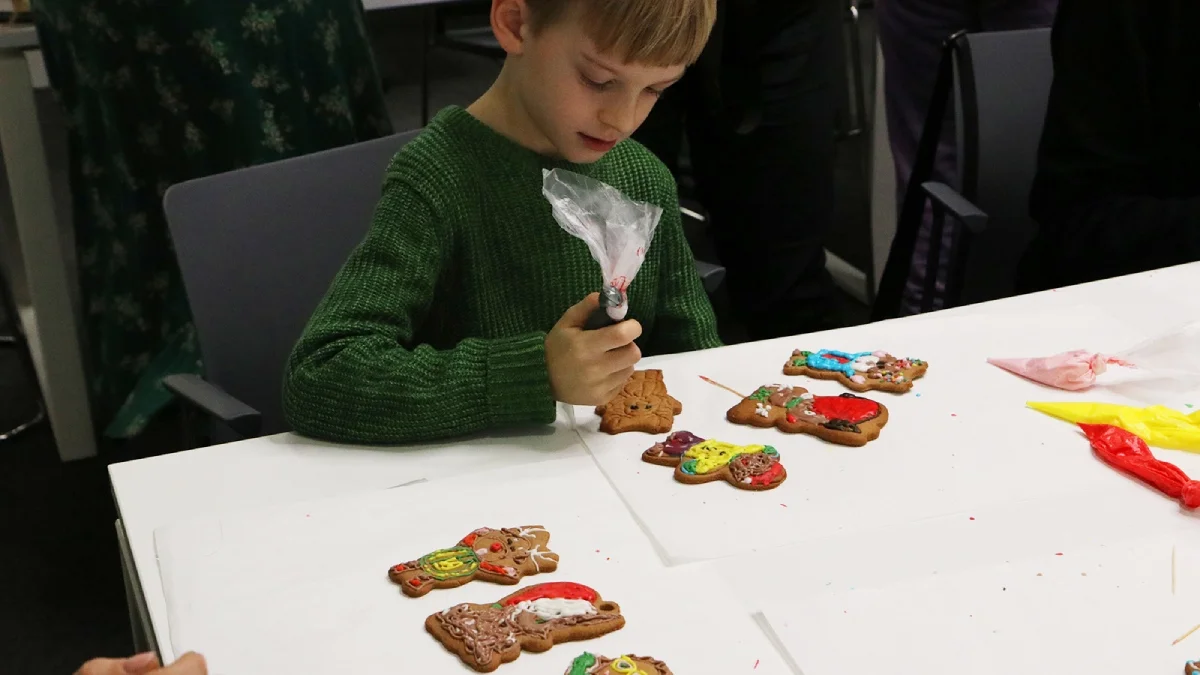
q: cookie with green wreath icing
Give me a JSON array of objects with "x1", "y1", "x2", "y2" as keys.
[
  {"x1": 727, "y1": 384, "x2": 888, "y2": 447},
  {"x1": 784, "y1": 349, "x2": 927, "y2": 393},
  {"x1": 387, "y1": 525, "x2": 558, "y2": 597},
  {"x1": 567, "y1": 652, "x2": 673, "y2": 675}
]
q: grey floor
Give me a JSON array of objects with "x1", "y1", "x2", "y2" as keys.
[{"x1": 0, "y1": 6, "x2": 877, "y2": 672}]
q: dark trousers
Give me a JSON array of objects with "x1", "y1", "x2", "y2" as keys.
[
  {"x1": 877, "y1": 0, "x2": 1058, "y2": 314},
  {"x1": 635, "y1": 0, "x2": 843, "y2": 340}
]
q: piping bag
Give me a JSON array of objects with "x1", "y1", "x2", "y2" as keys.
[
  {"x1": 1079, "y1": 423, "x2": 1200, "y2": 509},
  {"x1": 542, "y1": 168, "x2": 661, "y2": 329},
  {"x1": 988, "y1": 351, "x2": 1132, "y2": 391},
  {"x1": 1028, "y1": 401, "x2": 1200, "y2": 452}
]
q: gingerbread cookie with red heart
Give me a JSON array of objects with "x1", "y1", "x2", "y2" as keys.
[
  {"x1": 726, "y1": 384, "x2": 888, "y2": 446},
  {"x1": 566, "y1": 652, "x2": 673, "y2": 675},
  {"x1": 642, "y1": 431, "x2": 787, "y2": 490},
  {"x1": 388, "y1": 526, "x2": 558, "y2": 597},
  {"x1": 426, "y1": 582, "x2": 625, "y2": 672},
  {"x1": 595, "y1": 369, "x2": 682, "y2": 434},
  {"x1": 784, "y1": 349, "x2": 928, "y2": 393}
]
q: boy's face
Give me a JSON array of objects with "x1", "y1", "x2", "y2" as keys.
[{"x1": 513, "y1": 8, "x2": 686, "y2": 163}]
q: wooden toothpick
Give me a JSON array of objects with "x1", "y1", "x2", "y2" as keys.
[
  {"x1": 699, "y1": 375, "x2": 746, "y2": 400},
  {"x1": 1173, "y1": 621, "x2": 1200, "y2": 646}
]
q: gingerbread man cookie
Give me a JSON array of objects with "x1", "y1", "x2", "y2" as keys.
[
  {"x1": 784, "y1": 349, "x2": 928, "y2": 393},
  {"x1": 567, "y1": 652, "x2": 673, "y2": 675},
  {"x1": 1187, "y1": 659, "x2": 1200, "y2": 675},
  {"x1": 642, "y1": 431, "x2": 787, "y2": 490},
  {"x1": 595, "y1": 370, "x2": 682, "y2": 434},
  {"x1": 426, "y1": 582, "x2": 625, "y2": 672},
  {"x1": 727, "y1": 384, "x2": 888, "y2": 446},
  {"x1": 388, "y1": 526, "x2": 558, "y2": 597}
]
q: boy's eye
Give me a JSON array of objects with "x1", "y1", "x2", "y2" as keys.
[
  {"x1": 581, "y1": 74, "x2": 613, "y2": 91},
  {"x1": 646, "y1": 87, "x2": 665, "y2": 98}
]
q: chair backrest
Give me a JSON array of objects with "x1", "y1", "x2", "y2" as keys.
[
  {"x1": 953, "y1": 27, "x2": 1053, "y2": 304},
  {"x1": 163, "y1": 131, "x2": 419, "y2": 437}
]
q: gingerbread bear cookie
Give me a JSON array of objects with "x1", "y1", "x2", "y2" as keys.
[
  {"x1": 642, "y1": 431, "x2": 787, "y2": 490},
  {"x1": 1187, "y1": 659, "x2": 1200, "y2": 675},
  {"x1": 426, "y1": 582, "x2": 625, "y2": 672},
  {"x1": 785, "y1": 349, "x2": 928, "y2": 393},
  {"x1": 595, "y1": 370, "x2": 682, "y2": 434},
  {"x1": 727, "y1": 384, "x2": 888, "y2": 446},
  {"x1": 388, "y1": 526, "x2": 558, "y2": 597},
  {"x1": 567, "y1": 652, "x2": 673, "y2": 675}
]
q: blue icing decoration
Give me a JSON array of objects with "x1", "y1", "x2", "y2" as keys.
[
  {"x1": 680, "y1": 459, "x2": 699, "y2": 475},
  {"x1": 807, "y1": 350, "x2": 874, "y2": 378}
]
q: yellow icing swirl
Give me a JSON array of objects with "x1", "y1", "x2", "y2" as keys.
[
  {"x1": 609, "y1": 656, "x2": 648, "y2": 674},
  {"x1": 684, "y1": 440, "x2": 767, "y2": 474}
]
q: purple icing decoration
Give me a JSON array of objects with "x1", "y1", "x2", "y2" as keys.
[{"x1": 661, "y1": 431, "x2": 705, "y2": 456}]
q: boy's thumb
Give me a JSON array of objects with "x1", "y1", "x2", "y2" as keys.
[{"x1": 559, "y1": 293, "x2": 600, "y2": 329}]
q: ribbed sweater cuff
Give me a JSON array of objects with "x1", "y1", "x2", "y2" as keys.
[{"x1": 486, "y1": 332, "x2": 557, "y2": 426}]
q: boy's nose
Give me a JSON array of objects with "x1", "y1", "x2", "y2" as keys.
[{"x1": 599, "y1": 99, "x2": 639, "y2": 137}]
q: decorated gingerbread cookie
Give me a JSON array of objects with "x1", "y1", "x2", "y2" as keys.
[
  {"x1": 642, "y1": 431, "x2": 787, "y2": 490},
  {"x1": 784, "y1": 349, "x2": 928, "y2": 393},
  {"x1": 726, "y1": 384, "x2": 888, "y2": 446},
  {"x1": 566, "y1": 652, "x2": 673, "y2": 675},
  {"x1": 595, "y1": 369, "x2": 682, "y2": 434},
  {"x1": 426, "y1": 582, "x2": 625, "y2": 672},
  {"x1": 1187, "y1": 659, "x2": 1200, "y2": 675},
  {"x1": 388, "y1": 526, "x2": 558, "y2": 597}
]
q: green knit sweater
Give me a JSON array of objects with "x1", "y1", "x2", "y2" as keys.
[{"x1": 283, "y1": 106, "x2": 722, "y2": 445}]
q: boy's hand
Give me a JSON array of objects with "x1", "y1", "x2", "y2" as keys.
[
  {"x1": 546, "y1": 293, "x2": 642, "y2": 405},
  {"x1": 75, "y1": 652, "x2": 207, "y2": 675}
]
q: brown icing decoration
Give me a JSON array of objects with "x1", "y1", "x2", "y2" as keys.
[
  {"x1": 784, "y1": 349, "x2": 928, "y2": 393},
  {"x1": 595, "y1": 370, "x2": 682, "y2": 434},
  {"x1": 387, "y1": 526, "x2": 558, "y2": 597},
  {"x1": 566, "y1": 652, "x2": 674, "y2": 675},
  {"x1": 426, "y1": 582, "x2": 625, "y2": 672},
  {"x1": 726, "y1": 384, "x2": 888, "y2": 447}
]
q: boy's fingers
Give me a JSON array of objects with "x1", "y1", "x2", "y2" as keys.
[
  {"x1": 556, "y1": 293, "x2": 600, "y2": 330},
  {"x1": 123, "y1": 652, "x2": 162, "y2": 674},
  {"x1": 588, "y1": 319, "x2": 643, "y2": 352},
  {"x1": 599, "y1": 367, "x2": 636, "y2": 403},
  {"x1": 602, "y1": 342, "x2": 642, "y2": 374},
  {"x1": 161, "y1": 653, "x2": 208, "y2": 675}
]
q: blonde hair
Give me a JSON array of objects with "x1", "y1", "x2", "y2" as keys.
[{"x1": 526, "y1": 0, "x2": 717, "y2": 66}]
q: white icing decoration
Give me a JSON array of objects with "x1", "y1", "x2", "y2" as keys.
[
  {"x1": 803, "y1": 409, "x2": 816, "y2": 416},
  {"x1": 800, "y1": 392, "x2": 814, "y2": 400},
  {"x1": 528, "y1": 545, "x2": 555, "y2": 572},
  {"x1": 516, "y1": 526, "x2": 547, "y2": 538},
  {"x1": 476, "y1": 548, "x2": 489, "y2": 556},
  {"x1": 755, "y1": 403, "x2": 771, "y2": 417},
  {"x1": 515, "y1": 598, "x2": 597, "y2": 621},
  {"x1": 852, "y1": 355, "x2": 879, "y2": 372},
  {"x1": 851, "y1": 375, "x2": 866, "y2": 384}
]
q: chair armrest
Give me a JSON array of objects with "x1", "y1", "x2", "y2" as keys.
[
  {"x1": 163, "y1": 373, "x2": 262, "y2": 438},
  {"x1": 694, "y1": 260, "x2": 727, "y2": 295},
  {"x1": 921, "y1": 181, "x2": 988, "y2": 234}
]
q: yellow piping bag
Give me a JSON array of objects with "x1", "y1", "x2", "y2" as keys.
[{"x1": 1027, "y1": 401, "x2": 1200, "y2": 452}]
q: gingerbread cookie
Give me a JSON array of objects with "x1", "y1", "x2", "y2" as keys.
[
  {"x1": 567, "y1": 652, "x2": 673, "y2": 675},
  {"x1": 426, "y1": 582, "x2": 625, "y2": 672},
  {"x1": 642, "y1": 432, "x2": 787, "y2": 490},
  {"x1": 388, "y1": 526, "x2": 558, "y2": 597},
  {"x1": 784, "y1": 349, "x2": 928, "y2": 393},
  {"x1": 726, "y1": 384, "x2": 888, "y2": 446},
  {"x1": 1187, "y1": 660, "x2": 1200, "y2": 675},
  {"x1": 595, "y1": 370, "x2": 682, "y2": 434}
]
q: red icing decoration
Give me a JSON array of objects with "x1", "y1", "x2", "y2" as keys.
[
  {"x1": 479, "y1": 561, "x2": 511, "y2": 575},
  {"x1": 461, "y1": 533, "x2": 479, "y2": 546},
  {"x1": 748, "y1": 462, "x2": 785, "y2": 486},
  {"x1": 501, "y1": 582, "x2": 598, "y2": 606},
  {"x1": 810, "y1": 395, "x2": 880, "y2": 424},
  {"x1": 391, "y1": 564, "x2": 407, "y2": 572},
  {"x1": 830, "y1": 354, "x2": 850, "y2": 364},
  {"x1": 786, "y1": 413, "x2": 797, "y2": 424},
  {"x1": 408, "y1": 578, "x2": 422, "y2": 587},
  {"x1": 1080, "y1": 424, "x2": 1200, "y2": 509},
  {"x1": 490, "y1": 542, "x2": 503, "y2": 552}
]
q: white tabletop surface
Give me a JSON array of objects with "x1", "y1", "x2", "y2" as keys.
[{"x1": 110, "y1": 262, "x2": 1200, "y2": 668}]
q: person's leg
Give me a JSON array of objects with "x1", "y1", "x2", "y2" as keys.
[{"x1": 686, "y1": 0, "x2": 843, "y2": 340}]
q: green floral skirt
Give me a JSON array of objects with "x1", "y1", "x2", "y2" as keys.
[{"x1": 32, "y1": 0, "x2": 392, "y2": 438}]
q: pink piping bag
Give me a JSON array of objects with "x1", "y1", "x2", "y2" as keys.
[{"x1": 987, "y1": 350, "x2": 1134, "y2": 391}]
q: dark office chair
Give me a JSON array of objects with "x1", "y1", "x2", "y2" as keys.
[{"x1": 872, "y1": 27, "x2": 1053, "y2": 320}]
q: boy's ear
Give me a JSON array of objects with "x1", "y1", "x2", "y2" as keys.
[{"x1": 491, "y1": 0, "x2": 531, "y2": 55}]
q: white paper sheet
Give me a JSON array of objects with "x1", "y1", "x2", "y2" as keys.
[
  {"x1": 155, "y1": 455, "x2": 789, "y2": 674},
  {"x1": 763, "y1": 532, "x2": 1200, "y2": 675},
  {"x1": 577, "y1": 308, "x2": 1199, "y2": 565}
]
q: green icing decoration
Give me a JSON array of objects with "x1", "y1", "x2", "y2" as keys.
[
  {"x1": 763, "y1": 446, "x2": 779, "y2": 458},
  {"x1": 568, "y1": 652, "x2": 598, "y2": 675},
  {"x1": 750, "y1": 387, "x2": 772, "y2": 402},
  {"x1": 784, "y1": 397, "x2": 805, "y2": 409},
  {"x1": 418, "y1": 545, "x2": 480, "y2": 580}
]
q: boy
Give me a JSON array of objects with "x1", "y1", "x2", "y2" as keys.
[{"x1": 283, "y1": 0, "x2": 722, "y2": 444}]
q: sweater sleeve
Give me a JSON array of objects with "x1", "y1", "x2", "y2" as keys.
[
  {"x1": 646, "y1": 184, "x2": 724, "y2": 355},
  {"x1": 1029, "y1": 0, "x2": 1200, "y2": 280},
  {"x1": 283, "y1": 173, "x2": 556, "y2": 445}
]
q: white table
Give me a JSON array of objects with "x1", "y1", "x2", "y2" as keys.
[{"x1": 109, "y1": 262, "x2": 1200, "y2": 667}]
